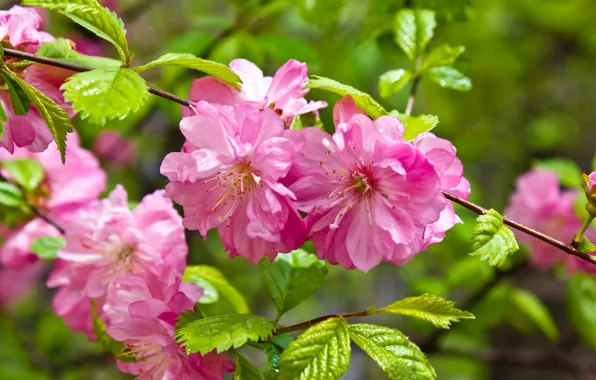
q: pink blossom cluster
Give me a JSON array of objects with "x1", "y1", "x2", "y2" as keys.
[
  {"x1": 506, "y1": 169, "x2": 596, "y2": 273},
  {"x1": 162, "y1": 59, "x2": 470, "y2": 272}
]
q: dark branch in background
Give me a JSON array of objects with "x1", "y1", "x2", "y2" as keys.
[{"x1": 0, "y1": 172, "x2": 65, "y2": 234}]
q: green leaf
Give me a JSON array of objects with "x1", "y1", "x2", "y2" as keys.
[
  {"x1": 306, "y1": 76, "x2": 389, "y2": 118},
  {"x1": 446, "y1": 256, "x2": 495, "y2": 291},
  {"x1": 278, "y1": 317, "x2": 350, "y2": 380},
  {"x1": 175, "y1": 314, "x2": 274, "y2": 355},
  {"x1": 349, "y1": 324, "x2": 436, "y2": 379},
  {"x1": 470, "y1": 209, "x2": 519, "y2": 267},
  {"x1": 234, "y1": 353, "x2": 265, "y2": 380},
  {"x1": 394, "y1": 9, "x2": 437, "y2": 62},
  {"x1": 568, "y1": 274, "x2": 596, "y2": 350},
  {"x1": 414, "y1": 0, "x2": 472, "y2": 22},
  {"x1": 422, "y1": 44, "x2": 465, "y2": 71},
  {"x1": 182, "y1": 265, "x2": 249, "y2": 313},
  {"x1": 1, "y1": 68, "x2": 73, "y2": 162},
  {"x1": 508, "y1": 288, "x2": 559, "y2": 341},
  {"x1": 29, "y1": 236, "x2": 65, "y2": 259},
  {"x1": 575, "y1": 192, "x2": 591, "y2": 222},
  {"x1": 398, "y1": 112, "x2": 439, "y2": 141},
  {"x1": 62, "y1": 67, "x2": 149, "y2": 126},
  {"x1": 176, "y1": 310, "x2": 204, "y2": 330},
  {"x1": 426, "y1": 66, "x2": 472, "y2": 91},
  {"x1": 298, "y1": 0, "x2": 346, "y2": 30},
  {"x1": 579, "y1": 237, "x2": 596, "y2": 253},
  {"x1": 36, "y1": 38, "x2": 121, "y2": 69},
  {"x1": 22, "y1": 0, "x2": 130, "y2": 64},
  {"x1": 2, "y1": 72, "x2": 31, "y2": 115},
  {"x1": 0, "y1": 102, "x2": 6, "y2": 140},
  {"x1": 378, "y1": 69, "x2": 413, "y2": 98},
  {"x1": 267, "y1": 344, "x2": 283, "y2": 378},
  {"x1": 0, "y1": 182, "x2": 24, "y2": 207},
  {"x1": 378, "y1": 294, "x2": 474, "y2": 329},
  {"x1": 289, "y1": 112, "x2": 323, "y2": 131},
  {"x1": 134, "y1": 53, "x2": 241, "y2": 90},
  {"x1": 262, "y1": 249, "x2": 328, "y2": 319},
  {"x1": 534, "y1": 158, "x2": 583, "y2": 189},
  {"x1": 1, "y1": 159, "x2": 44, "y2": 192}
]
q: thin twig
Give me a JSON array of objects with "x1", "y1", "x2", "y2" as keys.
[
  {"x1": 405, "y1": 76, "x2": 420, "y2": 116},
  {"x1": 274, "y1": 309, "x2": 370, "y2": 335}
]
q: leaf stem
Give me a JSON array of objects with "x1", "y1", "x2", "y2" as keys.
[
  {"x1": 572, "y1": 215, "x2": 595, "y2": 247},
  {"x1": 274, "y1": 308, "x2": 371, "y2": 335}
]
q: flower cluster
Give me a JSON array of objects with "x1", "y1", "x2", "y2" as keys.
[
  {"x1": 506, "y1": 168, "x2": 596, "y2": 273},
  {"x1": 162, "y1": 60, "x2": 469, "y2": 272},
  {"x1": 0, "y1": 6, "x2": 73, "y2": 153}
]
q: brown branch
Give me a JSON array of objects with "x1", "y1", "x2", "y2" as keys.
[
  {"x1": 2, "y1": 48, "x2": 193, "y2": 107},
  {"x1": 405, "y1": 76, "x2": 420, "y2": 116},
  {"x1": 274, "y1": 309, "x2": 370, "y2": 335}
]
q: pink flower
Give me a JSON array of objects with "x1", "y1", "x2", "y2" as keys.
[
  {"x1": 106, "y1": 280, "x2": 233, "y2": 380},
  {"x1": 288, "y1": 97, "x2": 445, "y2": 272},
  {"x1": 0, "y1": 6, "x2": 75, "y2": 154},
  {"x1": 187, "y1": 59, "x2": 326, "y2": 126},
  {"x1": 0, "y1": 261, "x2": 43, "y2": 307},
  {"x1": 161, "y1": 101, "x2": 307, "y2": 263},
  {"x1": 0, "y1": 134, "x2": 106, "y2": 267},
  {"x1": 413, "y1": 132, "x2": 470, "y2": 249},
  {"x1": 505, "y1": 169, "x2": 595, "y2": 273},
  {"x1": 93, "y1": 130, "x2": 136, "y2": 166}
]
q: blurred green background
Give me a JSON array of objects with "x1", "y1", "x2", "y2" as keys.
[{"x1": 2, "y1": 0, "x2": 596, "y2": 379}]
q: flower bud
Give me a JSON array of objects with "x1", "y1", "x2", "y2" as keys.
[{"x1": 582, "y1": 172, "x2": 596, "y2": 216}]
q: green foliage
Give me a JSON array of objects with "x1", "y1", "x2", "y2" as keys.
[
  {"x1": 378, "y1": 294, "x2": 475, "y2": 329},
  {"x1": 378, "y1": 69, "x2": 413, "y2": 98},
  {"x1": 575, "y1": 192, "x2": 591, "y2": 222},
  {"x1": 0, "y1": 102, "x2": 6, "y2": 139},
  {"x1": 36, "y1": 39, "x2": 121, "y2": 69},
  {"x1": 22, "y1": 0, "x2": 130, "y2": 64},
  {"x1": 568, "y1": 274, "x2": 596, "y2": 351},
  {"x1": 90, "y1": 300, "x2": 126, "y2": 357},
  {"x1": 289, "y1": 113, "x2": 323, "y2": 131},
  {"x1": 414, "y1": 0, "x2": 472, "y2": 22},
  {"x1": 349, "y1": 324, "x2": 436, "y2": 379},
  {"x1": 306, "y1": 76, "x2": 389, "y2": 118},
  {"x1": 422, "y1": 44, "x2": 466, "y2": 71},
  {"x1": 397, "y1": 112, "x2": 439, "y2": 141},
  {"x1": 508, "y1": 288, "x2": 559, "y2": 341},
  {"x1": 394, "y1": 9, "x2": 436, "y2": 62},
  {"x1": 446, "y1": 256, "x2": 495, "y2": 291},
  {"x1": 29, "y1": 236, "x2": 65, "y2": 260},
  {"x1": 578, "y1": 237, "x2": 596, "y2": 252},
  {"x1": 425, "y1": 66, "x2": 472, "y2": 91},
  {"x1": 298, "y1": 0, "x2": 346, "y2": 30},
  {"x1": 233, "y1": 352, "x2": 265, "y2": 380},
  {"x1": 0, "y1": 181, "x2": 24, "y2": 207},
  {"x1": 1, "y1": 159, "x2": 44, "y2": 192},
  {"x1": 62, "y1": 68, "x2": 149, "y2": 126},
  {"x1": 2, "y1": 72, "x2": 31, "y2": 115},
  {"x1": 278, "y1": 317, "x2": 350, "y2": 380},
  {"x1": 182, "y1": 265, "x2": 249, "y2": 313},
  {"x1": 267, "y1": 344, "x2": 283, "y2": 378},
  {"x1": 1, "y1": 68, "x2": 73, "y2": 162},
  {"x1": 470, "y1": 209, "x2": 519, "y2": 267},
  {"x1": 134, "y1": 53, "x2": 241, "y2": 89},
  {"x1": 534, "y1": 158, "x2": 583, "y2": 189},
  {"x1": 175, "y1": 314, "x2": 275, "y2": 355},
  {"x1": 262, "y1": 249, "x2": 328, "y2": 320}
]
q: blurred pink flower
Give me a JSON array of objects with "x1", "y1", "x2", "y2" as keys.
[
  {"x1": 288, "y1": 97, "x2": 445, "y2": 272},
  {"x1": 106, "y1": 281, "x2": 233, "y2": 380},
  {"x1": 161, "y1": 101, "x2": 307, "y2": 263},
  {"x1": 0, "y1": 6, "x2": 75, "y2": 154},
  {"x1": 505, "y1": 169, "x2": 596, "y2": 273},
  {"x1": 0, "y1": 261, "x2": 43, "y2": 307},
  {"x1": 187, "y1": 59, "x2": 326, "y2": 126},
  {"x1": 93, "y1": 130, "x2": 136, "y2": 166}
]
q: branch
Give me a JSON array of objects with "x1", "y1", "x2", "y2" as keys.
[
  {"x1": 405, "y1": 76, "x2": 420, "y2": 116},
  {"x1": 274, "y1": 308, "x2": 371, "y2": 335},
  {"x1": 2, "y1": 48, "x2": 193, "y2": 107}
]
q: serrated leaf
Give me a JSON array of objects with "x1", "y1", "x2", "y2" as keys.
[
  {"x1": 3, "y1": 72, "x2": 31, "y2": 115},
  {"x1": 422, "y1": 44, "x2": 465, "y2": 71},
  {"x1": 470, "y1": 209, "x2": 519, "y2": 267},
  {"x1": 37, "y1": 38, "x2": 121, "y2": 69},
  {"x1": 234, "y1": 353, "x2": 265, "y2": 380},
  {"x1": 0, "y1": 182, "x2": 24, "y2": 207},
  {"x1": 400, "y1": 113, "x2": 439, "y2": 140},
  {"x1": 394, "y1": 9, "x2": 436, "y2": 62},
  {"x1": 1, "y1": 68, "x2": 73, "y2": 162},
  {"x1": 378, "y1": 69, "x2": 413, "y2": 98},
  {"x1": 61, "y1": 67, "x2": 148, "y2": 126},
  {"x1": 568, "y1": 274, "x2": 596, "y2": 350},
  {"x1": 1, "y1": 159, "x2": 44, "y2": 192},
  {"x1": 426, "y1": 66, "x2": 472, "y2": 91},
  {"x1": 176, "y1": 310, "x2": 204, "y2": 330},
  {"x1": 278, "y1": 317, "x2": 350, "y2": 380},
  {"x1": 508, "y1": 288, "x2": 559, "y2": 341},
  {"x1": 134, "y1": 53, "x2": 241, "y2": 90},
  {"x1": 22, "y1": 0, "x2": 129, "y2": 64},
  {"x1": 183, "y1": 265, "x2": 249, "y2": 313},
  {"x1": 378, "y1": 294, "x2": 474, "y2": 328},
  {"x1": 534, "y1": 158, "x2": 583, "y2": 189},
  {"x1": 29, "y1": 236, "x2": 65, "y2": 259},
  {"x1": 262, "y1": 249, "x2": 328, "y2": 319},
  {"x1": 579, "y1": 237, "x2": 596, "y2": 253},
  {"x1": 176, "y1": 314, "x2": 274, "y2": 355},
  {"x1": 349, "y1": 324, "x2": 436, "y2": 379},
  {"x1": 306, "y1": 76, "x2": 388, "y2": 118}
]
